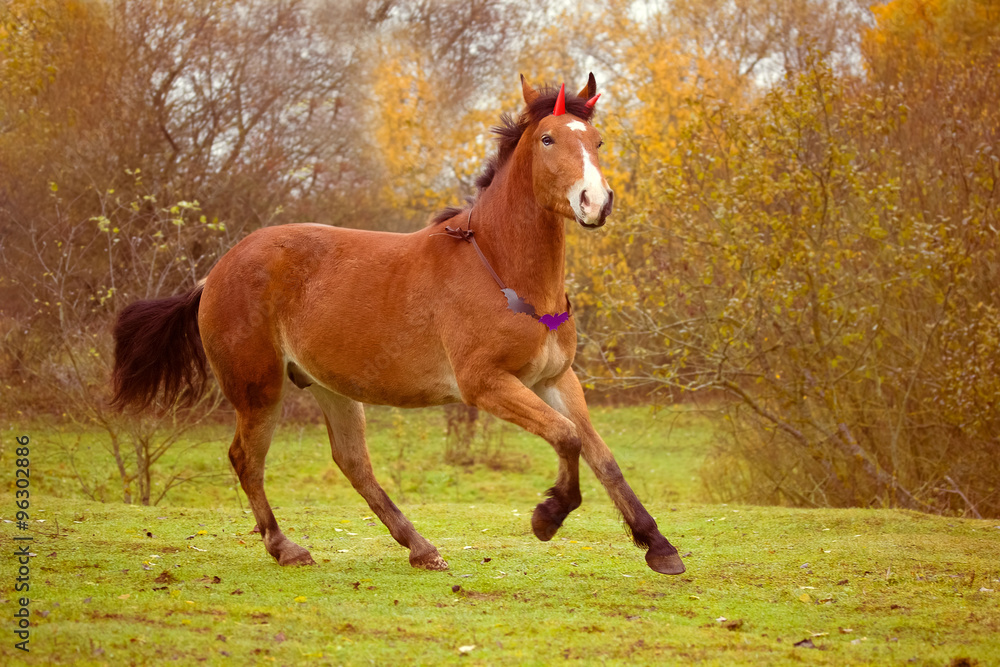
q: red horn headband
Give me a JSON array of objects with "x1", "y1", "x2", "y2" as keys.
[
  {"x1": 552, "y1": 84, "x2": 600, "y2": 116},
  {"x1": 553, "y1": 83, "x2": 566, "y2": 116}
]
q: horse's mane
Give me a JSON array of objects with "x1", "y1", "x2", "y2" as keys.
[{"x1": 430, "y1": 86, "x2": 597, "y2": 226}]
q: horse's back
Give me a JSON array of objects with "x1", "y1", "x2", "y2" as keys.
[{"x1": 199, "y1": 223, "x2": 462, "y2": 407}]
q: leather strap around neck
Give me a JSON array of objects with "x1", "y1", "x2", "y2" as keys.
[{"x1": 436, "y1": 210, "x2": 507, "y2": 291}]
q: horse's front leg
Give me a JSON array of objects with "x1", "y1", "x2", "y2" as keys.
[
  {"x1": 461, "y1": 373, "x2": 582, "y2": 541},
  {"x1": 552, "y1": 371, "x2": 686, "y2": 575}
]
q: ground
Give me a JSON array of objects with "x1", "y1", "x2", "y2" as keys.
[{"x1": 3, "y1": 406, "x2": 998, "y2": 665}]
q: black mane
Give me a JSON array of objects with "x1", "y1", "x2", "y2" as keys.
[{"x1": 429, "y1": 86, "x2": 597, "y2": 226}]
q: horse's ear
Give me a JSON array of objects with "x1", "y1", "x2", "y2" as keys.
[
  {"x1": 521, "y1": 74, "x2": 540, "y2": 105},
  {"x1": 577, "y1": 72, "x2": 597, "y2": 100}
]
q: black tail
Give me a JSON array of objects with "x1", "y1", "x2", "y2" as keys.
[{"x1": 111, "y1": 286, "x2": 207, "y2": 412}]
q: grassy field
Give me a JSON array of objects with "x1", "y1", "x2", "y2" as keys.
[{"x1": 3, "y1": 406, "x2": 999, "y2": 665}]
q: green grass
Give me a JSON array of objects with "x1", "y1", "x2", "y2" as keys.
[{"x1": 4, "y1": 405, "x2": 999, "y2": 665}]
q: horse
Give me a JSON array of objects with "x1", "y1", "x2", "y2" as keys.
[{"x1": 111, "y1": 74, "x2": 685, "y2": 576}]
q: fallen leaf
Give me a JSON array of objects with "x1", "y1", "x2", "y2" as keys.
[
  {"x1": 458, "y1": 645, "x2": 476, "y2": 654},
  {"x1": 724, "y1": 619, "x2": 744, "y2": 631},
  {"x1": 294, "y1": 596, "x2": 307, "y2": 603},
  {"x1": 793, "y1": 638, "x2": 816, "y2": 648},
  {"x1": 118, "y1": 594, "x2": 130, "y2": 600},
  {"x1": 274, "y1": 632, "x2": 286, "y2": 643},
  {"x1": 839, "y1": 627, "x2": 853, "y2": 634},
  {"x1": 799, "y1": 593, "x2": 812, "y2": 603}
]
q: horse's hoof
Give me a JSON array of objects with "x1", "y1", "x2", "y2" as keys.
[
  {"x1": 410, "y1": 551, "x2": 449, "y2": 571},
  {"x1": 531, "y1": 500, "x2": 564, "y2": 542},
  {"x1": 277, "y1": 544, "x2": 315, "y2": 566},
  {"x1": 646, "y1": 549, "x2": 685, "y2": 575}
]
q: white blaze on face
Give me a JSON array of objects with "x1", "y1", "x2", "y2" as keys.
[
  {"x1": 566, "y1": 120, "x2": 588, "y2": 133},
  {"x1": 567, "y1": 141, "x2": 608, "y2": 224}
]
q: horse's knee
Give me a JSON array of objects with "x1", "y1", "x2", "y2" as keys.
[
  {"x1": 549, "y1": 417, "x2": 580, "y2": 458},
  {"x1": 591, "y1": 456, "x2": 624, "y2": 484}
]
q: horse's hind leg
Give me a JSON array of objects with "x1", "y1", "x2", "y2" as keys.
[
  {"x1": 228, "y1": 405, "x2": 315, "y2": 566},
  {"x1": 310, "y1": 385, "x2": 447, "y2": 571}
]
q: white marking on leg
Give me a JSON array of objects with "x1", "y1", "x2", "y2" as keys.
[{"x1": 566, "y1": 120, "x2": 588, "y2": 132}]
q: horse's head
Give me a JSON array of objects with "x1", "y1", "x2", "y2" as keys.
[{"x1": 521, "y1": 74, "x2": 614, "y2": 229}]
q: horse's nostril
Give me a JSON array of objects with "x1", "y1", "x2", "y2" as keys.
[
  {"x1": 580, "y1": 190, "x2": 590, "y2": 209},
  {"x1": 601, "y1": 190, "x2": 614, "y2": 219}
]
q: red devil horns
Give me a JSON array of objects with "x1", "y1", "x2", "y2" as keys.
[
  {"x1": 552, "y1": 83, "x2": 600, "y2": 116},
  {"x1": 553, "y1": 83, "x2": 566, "y2": 116}
]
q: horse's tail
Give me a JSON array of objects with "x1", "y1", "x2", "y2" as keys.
[{"x1": 111, "y1": 286, "x2": 208, "y2": 411}]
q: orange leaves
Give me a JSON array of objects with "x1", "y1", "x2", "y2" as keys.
[{"x1": 863, "y1": 0, "x2": 1000, "y2": 85}]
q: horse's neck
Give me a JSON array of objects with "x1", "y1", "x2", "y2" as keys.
[{"x1": 474, "y1": 160, "x2": 566, "y2": 312}]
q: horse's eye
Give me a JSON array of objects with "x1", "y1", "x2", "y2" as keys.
[
  {"x1": 597, "y1": 140, "x2": 604, "y2": 149},
  {"x1": 541, "y1": 135, "x2": 554, "y2": 146}
]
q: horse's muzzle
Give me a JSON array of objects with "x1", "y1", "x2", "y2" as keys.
[{"x1": 578, "y1": 190, "x2": 614, "y2": 229}]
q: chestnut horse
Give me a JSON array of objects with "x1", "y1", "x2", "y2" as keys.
[{"x1": 111, "y1": 74, "x2": 685, "y2": 576}]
